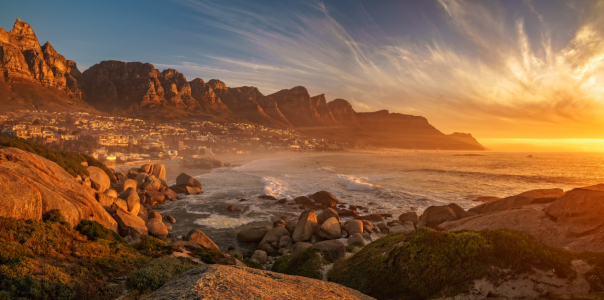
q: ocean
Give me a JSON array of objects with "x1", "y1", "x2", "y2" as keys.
[{"x1": 157, "y1": 150, "x2": 604, "y2": 251}]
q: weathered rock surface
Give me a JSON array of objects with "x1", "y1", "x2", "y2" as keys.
[
  {"x1": 316, "y1": 217, "x2": 342, "y2": 240},
  {"x1": 142, "y1": 265, "x2": 375, "y2": 300},
  {"x1": 292, "y1": 209, "x2": 318, "y2": 242},
  {"x1": 113, "y1": 207, "x2": 147, "y2": 238},
  {"x1": 259, "y1": 226, "x2": 290, "y2": 254},
  {"x1": 310, "y1": 240, "x2": 346, "y2": 261},
  {"x1": 147, "y1": 218, "x2": 169, "y2": 239},
  {"x1": 237, "y1": 226, "x2": 271, "y2": 243},
  {"x1": 176, "y1": 173, "x2": 201, "y2": 188},
  {"x1": 317, "y1": 208, "x2": 340, "y2": 224},
  {"x1": 0, "y1": 147, "x2": 117, "y2": 231},
  {"x1": 310, "y1": 191, "x2": 339, "y2": 208},
  {"x1": 399, "y1": 211, "x2": 419, "y2": 225},
  {"x1": 184, "y1": 229, "x2": 219, "y2": 250},
  {"x1": 419, "y1": 205, "x2": 458, "y2": 227},
  {"x1": 87, "y1": 166, "x2": 110, "y2": 193},
  {"x1": 118, "y1": 187, "x2": 140, "y2": 215},
  {"x1": 347, "y1": 220, "x2": 364, "y2": 235}
]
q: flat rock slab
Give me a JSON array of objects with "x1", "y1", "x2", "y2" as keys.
[{"x1": 142, "y1": 265, "x2": 375, "y2": 300}]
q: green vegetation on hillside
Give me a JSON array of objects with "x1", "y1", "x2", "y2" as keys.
[
  {"x1": 328, "y1": 227, "x2": 603, "y2": 300},
  {"x1": 0, "y1": 136, "x2": 115, "y2": 181},
  {"x1": 0, "y1": 212, "x2": 203, "y2": 300}
]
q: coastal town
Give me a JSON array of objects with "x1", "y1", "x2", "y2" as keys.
[{"x1": 0, "y1": 110, "x2": 355, "y2": 164}]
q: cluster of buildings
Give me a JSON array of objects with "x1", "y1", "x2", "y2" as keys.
[{"x1": 0, "y1": 110, "x2": 354, "y2": 164}]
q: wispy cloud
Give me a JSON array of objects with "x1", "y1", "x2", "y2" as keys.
[{"x1": 164, "y1": 0, "x2": 604, "y2": 138}]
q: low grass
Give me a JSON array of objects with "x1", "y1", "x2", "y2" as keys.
[
  {"x1": 184, "y1": 246, "x2": 235, "y2": 265},
  {"x1": 128, "y1": 258, "x2": 197, "y2": 292},
  {"x1": 328, "y1": 227, "x2": 594, "y2": 300}
]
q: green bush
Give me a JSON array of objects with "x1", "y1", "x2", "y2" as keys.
[
  {"x1": 129, "y1": 258, "x2": 197, "y2": 292},
  {"x1": 241, "y1": 259, "x2": 263, "y2": 270},
  {"x1": 270, "y1": 250, "x2": 325, "y2": 280},
  {"x1": 0, "y1": 241, "x2": 33, "y2": 264},
  {"x1": 184, "y1": 246, "x2": 235, "y2": 265},
  {"x1": 43, "y1": 209, "x2": 70, "y2": 227},
  {"x1": 75, "y1": 220, "x2": 125, "y2": 244},
  {"x1": 328, "y1": 227, "x2": 584, "y2": 300},
  {"x1": 270, "y1": 255, "x2": 291, "y2": 273}
]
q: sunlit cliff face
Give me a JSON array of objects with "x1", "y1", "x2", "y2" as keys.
[{"x1": 163, "y1": 0, "x2": 604, "y2": 144}]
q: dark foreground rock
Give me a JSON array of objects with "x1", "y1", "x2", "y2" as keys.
[{"x1": 142, "y1": 265, "x2": 375, "y2": 300}]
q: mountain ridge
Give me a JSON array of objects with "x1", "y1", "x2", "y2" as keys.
[{"x1": 0, "y1": 19, "x2": 486, "y2": 151}]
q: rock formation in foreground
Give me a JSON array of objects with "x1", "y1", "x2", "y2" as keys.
[
  {"x1": 0, "y1": 147, "x2": 117, "y2": 230},
  {"x1": 142, "y1": 265, "x2": 375, "y2": 300}
]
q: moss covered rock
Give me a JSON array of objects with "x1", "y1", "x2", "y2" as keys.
[{"x1": 328, "y1": 227, "x2": 604, "y2": 300}]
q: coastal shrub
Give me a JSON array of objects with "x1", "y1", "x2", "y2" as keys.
[
  {"x1": 75, "y1": 220, "x2": 125, "y2": 244},
  {"x1": 328, "y1": 227, "x2": 580, "y2": 300},
  {"x1": 0, "y1": 214, "x2": 148, "y2": 300},
  {"x1": 129, "y1": 257, "x2": 197, "y2": 292},
  {"x1": 184, "y1": 246, "x2": 236, "y2": 265},
  {"x1": 270, "y1": 255, "x2": 291, "y2": 273},
  {"x1": 0, "y1": 137, "x2": 115, "y2": 181},
  {"x1": 241, "y1": 259, "x2": 263, "y2": 270},
  {"x1": 43, "y1": 209, "x2": 70, "y2": 227},
  {"x1": 271, "y1": 250, "x2": 325, "y2": 280}
]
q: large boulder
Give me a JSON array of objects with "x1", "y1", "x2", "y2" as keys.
[
  {"x1": 294, "y1": 196, "x2": 315, "y2": 206},
  {"x1": 123, "y1": 179, "x2": 138, "y2": 192},
  {"x1": 87, "y1": 166, "x2": 111, "y2": 193},
  {"x1": 310, "y1": 240, "x2": 346, "y2": 261},
  {"x1": 142, "y1": 176, "x2": 162, "y2": 191},
  {"x1": 118, "y1": 187, "x2": 141, "y2": 216},
  {"x1": 150, "y1": 164, "x2": 167, "y2": 183},
  {"x1": 145, "y1": 190, "x2": 166, "y2": 203},
  {"x1": 398, "y1": 211, "x2": 419, "y2": 225},
  {"x1": 113, "y1": 207, "x2": 148, "y2": 237},
  {"x1": 142, "y1": 265, "x2": 375, "y2": 300},
  {"x1": 176, "y1": 173, "x2": 202, "y2": 188},
  {"x1": 0, "y1": 148, "x2": 117, "y2": 231},
  {"x1": 292, "y1": 210, "x2": 319, "y2": 243},
  {"x1": 316, "y1": 217, "x2": 342, "y2": 240},
  {"x1": 259, "y1": 226, "x2": 290, "y2": 254},
  {"x1": 291, "y1": 242, "x2": 313, "y2": 257},
  {"x1": 418, "y1": 205, "x2": 458, "y2": 227},
  {"x1": 469, "y1": 188, "x2": 564, "y2": 215},
  {"x1": 237, "y1": 226, "x2": 271, "y2": 243},
  {"x1": 184, "y1": 229, "x2": 219, "y2": 250},
  {"x1": 147, "y1": 218, "x2": 169, "y2": 240},
  {"x1": 543, "y1": 185, "x2": 604, "y2": 251},
  {"x1": 310, "y1": 191, "x2": 339, "y2": 208},
  {"x1": 347, "y1": 220, "x2": 364, "y2": 235},
  {"x1": 317, "y1": 208, "x2": 340, "y2": 224}
]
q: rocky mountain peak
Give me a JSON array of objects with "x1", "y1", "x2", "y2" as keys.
[
  {"x1": 208, "y1": 79, "x2": 227, "y2": 92},
  {"x1": 10, "y1": 18, "x2": 40, "y2": 51}
]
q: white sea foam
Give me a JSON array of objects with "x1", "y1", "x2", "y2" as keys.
[
  {"x1": 261, "y1": 176, "x2": 287, "y2": 197},
  {"x1": 336, "y1": 175, "x2": 375, "y2": 191},
  {"x1": 193, "y1": 214, "x2": 261, "y2": 229}
]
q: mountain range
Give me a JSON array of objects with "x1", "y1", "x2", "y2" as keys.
[{"x1": 0, "y1": 19, "x2": 486, "y2": 150}]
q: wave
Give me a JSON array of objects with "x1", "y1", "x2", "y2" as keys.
[
  {"x1": 261, "y1": 176, "x2": 287, "y2": 197},
  {"x1": 337, "y1": 175, "x2": 375, "y2": 191}
]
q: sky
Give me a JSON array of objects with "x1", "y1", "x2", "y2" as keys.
[{"x1": 2, "y1": 0, "x2": 604, "y2": 149}]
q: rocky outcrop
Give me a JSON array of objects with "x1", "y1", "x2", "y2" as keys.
[
  {"x1": 447, "y1": 132, "x2": 488, "y2": 150},
  {"x1": 265, "y1": 86, "x2": 338, "y2": 128},
  {"x1": 0, "y1": 147, "x2": 117, "y2": 231},
  {"x1": 438, "y1": 185, "x2": 604, "y2": 252},
  {"x1": 0, "y1": 19, "x2": 94, "y2": 112},
  {"x1": 142, "y1": 265, "x2": 375, "y2": 300},
  {"x1": 327, "y1": 98, "x2": 363, "y2": 127}
]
